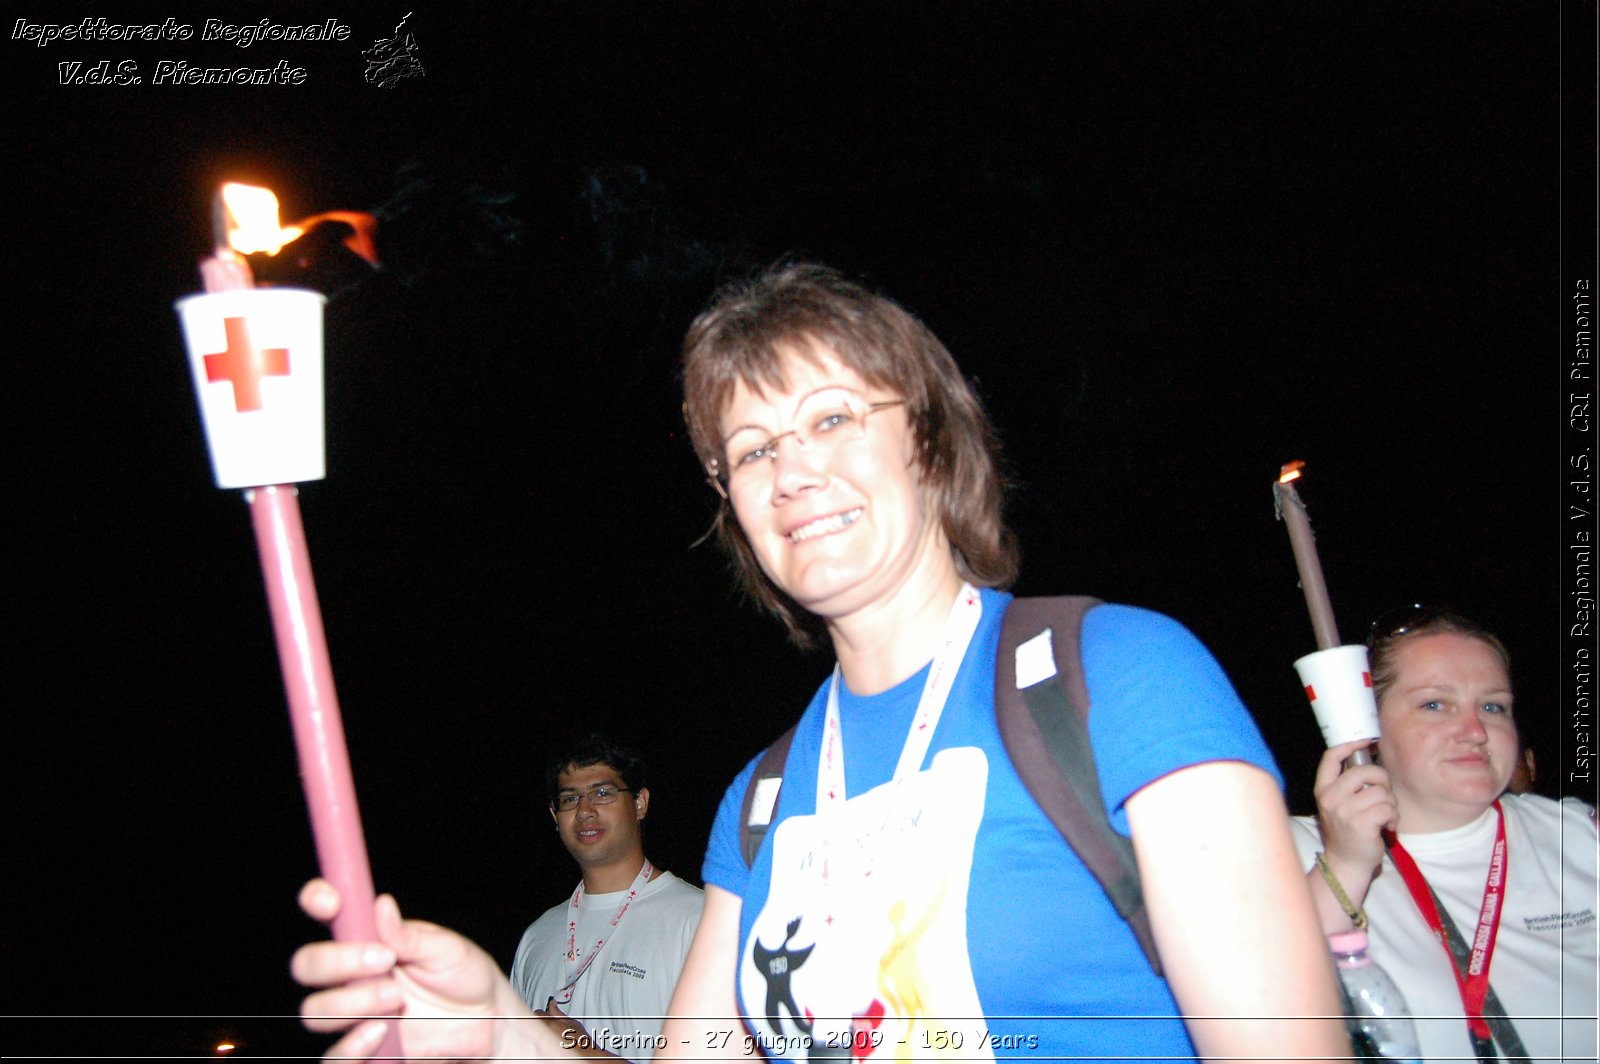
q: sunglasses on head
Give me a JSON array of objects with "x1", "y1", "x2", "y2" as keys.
[{"x1": 1366, "y1": 602, "x2": 1495, "y2": 648}]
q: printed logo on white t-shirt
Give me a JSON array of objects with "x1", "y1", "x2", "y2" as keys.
[{"x1": 1523, "y1": 908, "x2": 1596, "y2": 932}]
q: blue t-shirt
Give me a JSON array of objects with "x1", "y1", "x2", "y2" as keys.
[{"x1": 703, "y1": 589, "x2": 1282, "y2": 1062}]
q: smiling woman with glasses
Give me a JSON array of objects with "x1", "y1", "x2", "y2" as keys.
[
  {"x1": 1291, "y1": 606, "x2": 1598, "y2": 1063},
  {"x1": 290, "y1": 262, "x2": 1350, "y2": 1063}
]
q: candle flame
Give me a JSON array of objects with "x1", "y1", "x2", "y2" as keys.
[
  {"x1": 221, "y1": 183, "x2": 304, "y2": 256},
  {"x1": 218, "y1": 183, "x2": 380, "y2": 266},
  {"x1": 1278, "y1": 459, "x2": 1306, "y2": 484}
]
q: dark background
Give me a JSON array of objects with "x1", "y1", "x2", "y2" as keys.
[{"x1": 6, "y1": 4, "x2": 1594, "y2": 1058}]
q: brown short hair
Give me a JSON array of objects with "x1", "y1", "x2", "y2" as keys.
[
  {"x1": 681, "y1": 262, "x2": 1018, "y2": 645},
  {"x1": 1366, "y1": 605, "x2": 1512, "y2": 707}
]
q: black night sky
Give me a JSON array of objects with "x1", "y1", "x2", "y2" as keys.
[{"x1": 7, "y1": 4, "x2": 1596, "y2": 1059}]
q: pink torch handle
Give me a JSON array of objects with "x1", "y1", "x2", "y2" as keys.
[
  {"x1": 1275, "y1": 480, "x2": 1341, "y2": 650},
  {"x1": 1276, "y1": 476, "x2": 1374, "y2": 767},
  {"x1": 200, "y1": 244, "x2": 401, "y2": 1057},
  {"x1": 247, "y1": 486, "x2": 382, "y2": 945}
]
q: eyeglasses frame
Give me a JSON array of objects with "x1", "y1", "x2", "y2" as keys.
[
  {"x1": 550, "y1": 784, "x2": 634, "y2": 813},
  {"x1": 703, "y1": 395, "x2": 909, "y2": 499}
]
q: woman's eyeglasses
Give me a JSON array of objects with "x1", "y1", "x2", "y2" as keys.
[{"x1": 706, "y1": 389, "x2": 906, "y2": 498}]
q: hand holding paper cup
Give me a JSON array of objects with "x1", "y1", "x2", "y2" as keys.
[{"x1": 1295, "y1": 644, "x2": 1381, "y2": 749}]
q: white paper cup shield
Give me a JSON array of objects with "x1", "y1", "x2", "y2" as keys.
[
  {"x1": 175, "y1": 288, "x2": 327, "y2": 488},
  {"x1": 1295, "y1": 644, "x2": 1381, "y2": 747}
]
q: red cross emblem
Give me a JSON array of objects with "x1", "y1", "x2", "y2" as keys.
[{"x1": 203, "y1": 316, "x2": 290, "y2": 412}]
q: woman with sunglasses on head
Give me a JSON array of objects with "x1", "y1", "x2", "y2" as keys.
[
  {"x1": 1292, "y1": 607, "x2": 1598, "y2": 1063},
  {"x1": 291, "y1": 263, "x2": 1349, "y2": 1062}
]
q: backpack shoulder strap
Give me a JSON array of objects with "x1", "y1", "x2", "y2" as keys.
[
  {"x1": 740, "y1": 722, "x2": 797, "y2": 868},
  {"x1": 994, "y1": 595, "x2": 1162, "y2": 973}
]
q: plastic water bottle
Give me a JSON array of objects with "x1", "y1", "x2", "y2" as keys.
[{"x1": 1330, "y1": 930, "x2": 1423, "y2": 1064}]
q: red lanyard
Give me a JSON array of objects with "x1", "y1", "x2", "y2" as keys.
[
  {"x1": 1384, "y1": 802, "x2": 1507, "y2": 1043},
  {"x1": 556, "y1": 859, "x2": 653, "y2": 1005}
]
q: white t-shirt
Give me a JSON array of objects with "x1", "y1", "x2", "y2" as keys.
[
  {"x1": 510, "y1": 870, "x2": 704, "y2": 1062},
  {"x1": 1292, "y1": 794, "x2": 1598, "y2": 1063}
]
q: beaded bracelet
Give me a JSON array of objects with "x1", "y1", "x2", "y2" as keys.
[{"x1": 1315, "y1": 851, "x2": 1369, "y2": 930}]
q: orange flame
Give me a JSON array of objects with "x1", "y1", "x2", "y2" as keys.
[
  {"x1": 218, "y1": 183, "x2": 379, "y2": 266},
  {"x1": 220, "y1": 183, "x2": 302, "y2": 256},
  {"x1": 1277, "y1": 459, "x2": 1306, "y2": 484}
]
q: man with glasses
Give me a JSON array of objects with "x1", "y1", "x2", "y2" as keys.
[{"x1": 510, "y1": 733, "x2": 703, "y2": 1061}]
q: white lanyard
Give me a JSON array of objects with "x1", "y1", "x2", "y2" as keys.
[
  {"x1": 817, "y1": 583, "x2": 983, "y2": 809},
  {"x1": 554, "y1": 858, "x2": 653, "y2": 1005}
]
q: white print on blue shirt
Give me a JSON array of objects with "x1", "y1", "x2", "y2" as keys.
[{"x1": 738, "y1": 747, "x2": 995, "y2": 1064}]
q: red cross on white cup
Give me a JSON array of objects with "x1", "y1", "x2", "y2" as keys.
[{"x1": 176, "y1": 288, "x2": 327, "y2": 488}]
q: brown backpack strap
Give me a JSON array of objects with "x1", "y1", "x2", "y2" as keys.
[
  {"x1": 740, "y1": 722, "x2": 797, "y2": 867},
  {"x1": 736, "y1": 596, "x2": 1161, "y2": 975},
  {"x1": 995, "y1": 595, "x2": 1161, "y2": 973}
]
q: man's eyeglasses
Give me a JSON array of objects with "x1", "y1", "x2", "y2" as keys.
[
  {"x1": 706, "y1": 389, "x2": 906, "y2": 498},
  {"x1": 552, "y1": 784, "x2": 632, "y2": 812}
]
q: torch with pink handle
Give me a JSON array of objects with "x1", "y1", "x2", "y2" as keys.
[
  {"x1": 176, "y1": 185, "x2": 400, "y2": 1057},
  {"x1": 1273, "y1": 461, "x2": 1379, "y2": 765}
]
